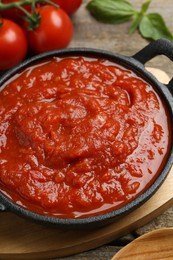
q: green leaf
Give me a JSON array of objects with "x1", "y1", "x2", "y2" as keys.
[
  {"x1": 139, "y1": 13, "x2": 173, "y2": 41},
  {"x1": 87, "y1": 0, "x2": 136, "y2": 24},
  {"x1": 141, "y1": 0, "x2": 151, "y2": 14},
  {"x1": 129, "y1": 12, "x2": 142, "y2": 33},
  {"x1": 129, "y1": 0, "x2": 151, "y2": 34}
]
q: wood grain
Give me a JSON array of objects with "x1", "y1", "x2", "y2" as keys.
[
  {"x1": 0, "y1": 52, "x2": 172, "y2": 260},
  {"x1": 112, "y1": 228, "x2": 173, "y2": 259},
  {"x1": 0, "y1": 165, "x2": 172, "y2": 260},
  {"x1": 1, "y1": 0, "x2": 173, "y2": 257}
]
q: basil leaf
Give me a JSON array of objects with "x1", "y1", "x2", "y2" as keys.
[
  {"x1": 129, "y1": 0, "x2": 151, "y2": 34},
  {"x1": 87, "y1": 0, "x2": 136, "y2": 24},
  {"x1": 139, "y1": 13, "x2": 173, "y2": 41},
  {"x1": 129, "y1": 12, "x2": 142, "y2": 33},
  {"x1": 141, "y1": 0, "x2": 151, "y2": 14}
]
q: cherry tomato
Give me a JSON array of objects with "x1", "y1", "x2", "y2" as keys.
[
  {"x1": 24, "y1": 6, "x2": 73, "y2": 54},
  {"x1": 0, "y1": 19, "x2": 28, "y2": 70},
  {"x1": 0, "y1": 0, "x2": 31, "y2": 25},
  {"x1": 51, "y1": 0, "x2": 82, "y2": 15}
]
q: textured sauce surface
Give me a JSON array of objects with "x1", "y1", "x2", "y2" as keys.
[{"x1": 0, "y1": 57, "x2": 171, "y2": 218}]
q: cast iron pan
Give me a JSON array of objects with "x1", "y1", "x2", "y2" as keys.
[{"x1": 0, "y1": 38, "x2": 173, "y2": 228}]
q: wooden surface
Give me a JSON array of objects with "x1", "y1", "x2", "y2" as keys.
[
  {"x1": 0, "y1": 166, "x2": 172, "y2": 260},
  {"x1": 1, "y1": 0, "x2": 173, "y2": 259},
  {"x1": 71, "y1": 0, "x2": 173, "y2": 77},
  {"x1": 0, "y1": 66, "x2": 171, "y2": 260},
  {"x1": 69, "y1": 0, "x2": 173, "y2": 259},
  {"x1": 112, "y1": 228, "x2": 173, "y2": 259}
]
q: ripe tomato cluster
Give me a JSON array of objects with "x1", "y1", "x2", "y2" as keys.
[{"x1": 0, "y1": 0, "x2": 82, "y2": 70}]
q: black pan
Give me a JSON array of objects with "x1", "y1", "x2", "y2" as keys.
[{"x1": 0, "y1": 38, "x2": 173, "y2": 228}]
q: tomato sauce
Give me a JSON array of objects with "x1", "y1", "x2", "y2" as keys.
[{"x1": 0, "y1": 57, "x2": 171, "y2": 218}]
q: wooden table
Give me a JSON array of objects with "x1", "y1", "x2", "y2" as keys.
[
  {"x1": 62, "y1": 0, "x2": 173, "y2": 259},
  {"x1": 0, "y1": 0, "x2": 173, "y2": 260}
]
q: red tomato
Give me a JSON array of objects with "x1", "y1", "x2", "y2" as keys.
[
  {"x1": 0, "y1": 0, "x2": 31, "y2": 25},
  {"x1": 51, "y1": 0, "x2": 82, "y2": 15},
  {"x1": 0, "y1": 19, "x2": 28, "y2": 70},
  {"x1": 24, "y1": 6, "x2": 73, "y2": 54}
]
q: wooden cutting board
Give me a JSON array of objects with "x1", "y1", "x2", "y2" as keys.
[
  {"x1": 0, "y1": 68, "x2": 172, "y2": 260},
  {"x1": 0, "y1": 166, "x2": 173, "y2": 260}
]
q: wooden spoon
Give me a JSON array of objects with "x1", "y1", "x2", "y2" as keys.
[
  {"x1": 112, "y1": 228, "x2": 173, "y2": 260},
  {"x1": 112, "y1": 67, "x2": 172, "y2": 259}
]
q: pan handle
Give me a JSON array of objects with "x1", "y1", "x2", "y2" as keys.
[{"x1": 132, "y1": 38, "x2": 173, "y2": 94}]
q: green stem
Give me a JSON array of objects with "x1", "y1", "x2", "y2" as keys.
[
  {"x1": 43, "y1": 0, "x2": 59, "y2": 8},
  {"x1": 0, "y1": 0, "x2": 59, "y2": 30},
  {"x1": 0, "y1": 17, "x2": 3, "y2": 28},
  {"x1": 0, "y1": 0, "x2": 40, "y2": 11},
  {"x1": 17, "y1": 5, "x2": 32, "y2": 17},
  {"x1": 17, "y1": 4, "x2": 39, "y2": 26},
  {"x1": 0, "y1": 0, "x2": 59, "y2": 11}
]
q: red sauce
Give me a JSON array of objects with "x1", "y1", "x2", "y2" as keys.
[{"x1": 0, "y1": 57, "x2": 171, "y2": 218}]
